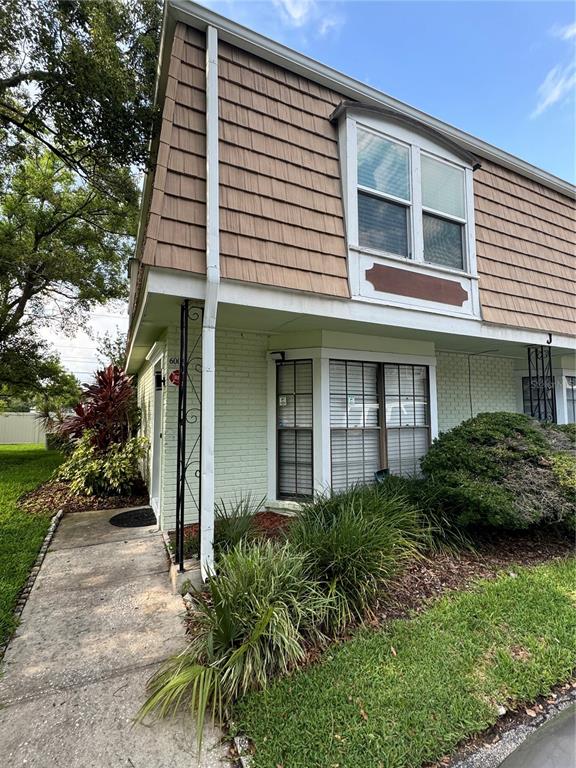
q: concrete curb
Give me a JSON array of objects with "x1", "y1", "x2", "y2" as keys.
[
  {"x1": 451, "y1": 686, "x2": 576, "y2": 768},
  {"x1": 0, "y1": 507, "x2": 65, "y2": 660}
]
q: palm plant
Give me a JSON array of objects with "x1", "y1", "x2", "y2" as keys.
[{"x1": 138, "y1": 539, "x2": 331, "y2": 744}]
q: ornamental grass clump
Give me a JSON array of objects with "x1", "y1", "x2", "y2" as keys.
[
  {"x1": 138, "y1": 539, "x2": 332, "y2": 742},
  {"x1": 289, "y1": 484, "x2": 424, "y2": 632},
  {"x1": 214, "y1": 492, "x2": 266, "y2": 555}
]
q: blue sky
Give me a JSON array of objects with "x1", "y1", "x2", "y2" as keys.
[{"x1": 201, "y1": 0, "x2": 575, "y2": 183}]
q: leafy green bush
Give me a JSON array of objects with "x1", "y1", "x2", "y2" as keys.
[
  {"x1": 46, "y1": 431, "x2": 73, "y2": 454},
  {"x1": 214, "y1": 492, "x2": 265, "y2": 555},
  {"x1": 375, "y1": 474, "x2": 474, "y2": 552},
  {"x1": 289, "y1": 484, "x2": 423, "y2": 631},
  {"x1": 139, "y1": 540, "x2": 331, "y2": 741},
  {"x1": 57, "y1": 432, "x2": 148, "y2": 496},
  {"x1": 420, "y1": 412, "x2": 576, "y2": 530}
]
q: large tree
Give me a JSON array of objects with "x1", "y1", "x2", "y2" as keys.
[
  {"x1": 0, "y1": 0, "x2": 162, "y2": 197},
  {"x1": 0, "y1": 146, "x2": 135, "y2": 387}
]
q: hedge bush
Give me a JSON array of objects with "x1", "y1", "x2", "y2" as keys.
[{"x1": 420, "y1": 412, "x2": 575, "y2": 530}]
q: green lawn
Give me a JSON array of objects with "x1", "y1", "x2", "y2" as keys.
[
  {"x1": 235, "y1": 558, "x2": 576, "y2": 768},
  {"x1": 0, "y1": 444, "x2": 63, "y2": 646}
]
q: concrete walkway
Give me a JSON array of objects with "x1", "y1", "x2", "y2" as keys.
[{"x1": 0, "y1": 508, "x2": 225, "y2": 767}]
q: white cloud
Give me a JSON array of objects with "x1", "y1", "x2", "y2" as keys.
[
  {"x1": 551, "y1": 22, "x2": 576, "y2": 41},
  {"x1": 531, "y1": 61, "x2": 576, "y2": 118},
  {"x1": 271, "y1": 0, "x2": 343, "y2": 38},
  {"x1": 272, "y1": 0, "x2": 315, "y2": 27}
]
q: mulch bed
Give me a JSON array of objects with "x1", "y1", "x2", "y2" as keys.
[
  {"x1": 378, "y1": 527, "x2": 574, "y2": 622},
  {"x1": 175, "y1": 510, "x2": 292, "y2": 547},
  {"x1": 19, "y1": 480, "x2": 149, "y2": 516}
]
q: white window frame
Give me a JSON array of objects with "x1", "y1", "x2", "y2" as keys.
[
  {"x1": 266, "y1": 347, "x2": 438, "y2": 507},
  {"x1": 342, "y1": 114, "x2": 478, "y2": 278}
]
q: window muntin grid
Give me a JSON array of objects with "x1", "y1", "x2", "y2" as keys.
[
  {"x1": 329, "y1": 360, "x2": 431, "y2": 489},
  {"x1": 277, "y1": 359, "x2": 313, "y2": 499}
]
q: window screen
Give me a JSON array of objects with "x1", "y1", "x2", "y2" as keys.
[
  {"x1": 567, "y1": 377, "x2": 576, "y2": 423},
  {"x1": 357, "y1": 128, "x2": 410, "y2": 201},
  {"x1": 383, "y1": 364, "x2": 430, "y2": 476},
  {"x1": 421, "y1": 155, "x2": 465, "y2": 218},
  {"x1": 423, "y1": 213, "x2": 464, "y2": 270},
  {"x1": 277, "y1": 360, "x2": 313, "y2": 498},
  {"x1": 329, "y1": 360, "x2": 430, "y2": 490},
  {"x1": 358, "y1": 192, "x2": 409, "y2": 257}
]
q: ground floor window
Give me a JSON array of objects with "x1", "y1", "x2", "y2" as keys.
[
  {"x1": 276, "y1": 359, "x2": 313, "y2": 499},
  {"x1": 567, "y1": 376, "x2": 576, "y2": 423},
  {"x1": 329, "y1": 360, "x2": 430, "y2": 490}
]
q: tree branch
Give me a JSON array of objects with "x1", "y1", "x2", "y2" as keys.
[{"x1": 0, "y1": 70, "x2": 54, "y2": 91}]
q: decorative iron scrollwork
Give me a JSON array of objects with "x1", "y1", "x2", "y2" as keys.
[
  {"x1": 175, "y1": 300, "x2": 204, "y2": 571},
  {"x1": 526, "y1": 345, "x2": 556, "y2": 423}
]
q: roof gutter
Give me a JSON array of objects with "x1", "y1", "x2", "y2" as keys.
[
  {"x1": 199, "y1": 24, "x2": 220, "y2": 579},
  {"x1": 168, "y1": 0, "x2": 575, "y2": 200}
]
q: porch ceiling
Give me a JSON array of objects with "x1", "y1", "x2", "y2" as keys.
[{"x1": 129, "y1": 290, "x2": 576, "y2": 373}]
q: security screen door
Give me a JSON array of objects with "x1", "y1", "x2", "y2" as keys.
[
  {"x1": 330, "y1": 360, "x2": 430, "y2": 490},
  {"x1": 276, "y1": 360, "x2": 313, "y2": 498}
]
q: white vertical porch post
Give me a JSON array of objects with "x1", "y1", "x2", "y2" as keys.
[
  {"x1": 200, "y1": 24, "x2": 220, "y2": 578},
  {"x1": 428, "y1": 362, "x2": 439, "y2": 440},
  {"x1": 313, "y1": 353, "x2": 331, "y2": 494}
]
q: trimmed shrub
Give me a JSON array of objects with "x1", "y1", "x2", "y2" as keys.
[
  {"x1": 289, "y1": 484, "x2": 423, "y2": 631},
  {"x1": 57, "y1": 432, "x2": 148, "y2": 496},
  {"x1": 139, "y1": 539, "x2": 331, "y2": 741},
  {"x1": 420, "y1": 412, "x2": 576, "y2": 530}
]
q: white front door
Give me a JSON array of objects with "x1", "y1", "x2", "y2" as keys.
[{"x1": 150, "y1": 370, "x2": 163, "y2": 517}]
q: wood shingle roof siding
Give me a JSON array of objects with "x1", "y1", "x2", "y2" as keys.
[
  {"x1": 217, "y1": 40, "x2": 349, "y2": 297},
  {"x1": 141, "y1": 23, "x2": 574, "y2": 330},
  {"x1": 475, "y1": 160, "x2": 576, "y2": 336},
  {"x1": 141, "y1": 24, "x2": 206, "y2": 274}
]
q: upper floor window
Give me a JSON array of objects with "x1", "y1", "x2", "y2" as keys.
[{"x1": 355, "y1": 123, "x2": 472, "y2": 273}]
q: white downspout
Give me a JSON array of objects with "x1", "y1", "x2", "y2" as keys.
[{"x1": 200, "y1": 24, "x2": 220, "y2": 578}]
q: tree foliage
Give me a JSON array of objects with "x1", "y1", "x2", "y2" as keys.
[
  {"x1": 0, "y1": 0, "x2": 162, "y2": 196},
  {"x1": 0, "y1": 147, "x2": 135, "y2": 343},
  {"x1": 96, "y1": 327, "x2": 127, "y2": 369}
]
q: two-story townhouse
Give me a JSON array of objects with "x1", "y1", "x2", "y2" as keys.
[{"x1": 126, "y1": 1, "x2": 576, "y2": 574}]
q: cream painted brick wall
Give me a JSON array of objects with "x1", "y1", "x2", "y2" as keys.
[
  {"x1": 436, "y1": 352, "x2": 518, "y2": 433},
  {"x1": 158, "y1": 324, "x2": 269, "y2": 531}
]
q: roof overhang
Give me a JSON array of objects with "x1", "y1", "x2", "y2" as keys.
[{"x1": 166, "y1": 0, "x2": 574, "y2": 200}]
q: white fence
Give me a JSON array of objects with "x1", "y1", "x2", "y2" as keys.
[{"x1": 0, "y1": 412, "x2": 46, "y2": 445}]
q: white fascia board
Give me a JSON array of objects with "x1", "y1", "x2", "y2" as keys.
[
  {"x1": 146, "y1": 267, "x2": 576, "y2": 351},
  {"x1": 168, "y1": 0, "x2": 574, "y2": 199},
  {"x1": 126, "y1": 270, "x2": 152, "y2": 372}
]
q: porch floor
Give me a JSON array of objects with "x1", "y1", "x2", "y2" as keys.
[{"x1": 0, "y1": 508, "x2": 224, "y2": 767}]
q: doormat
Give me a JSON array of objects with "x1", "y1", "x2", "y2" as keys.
[{"x1": 109, "y1": 507, "x2": 156, "y2": 528}]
